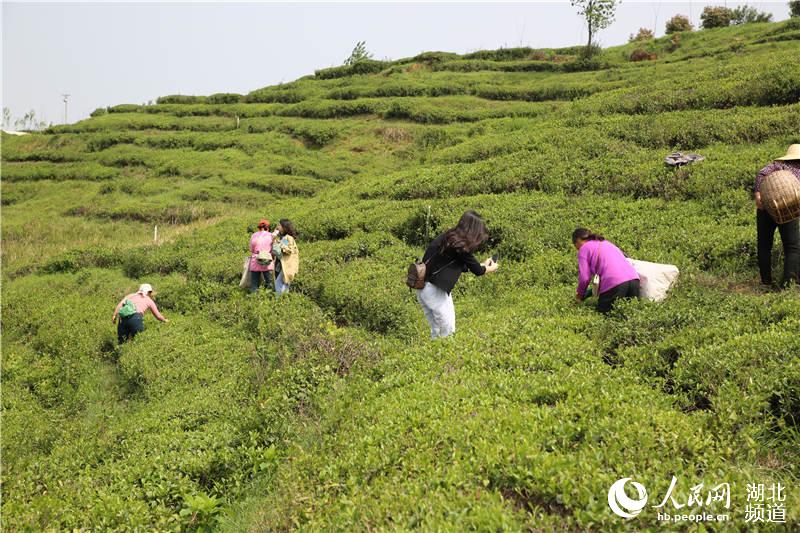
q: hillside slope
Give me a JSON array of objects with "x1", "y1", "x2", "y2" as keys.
[{"x1": 2, "y1": 20, "x2": 800, "y2": 531}]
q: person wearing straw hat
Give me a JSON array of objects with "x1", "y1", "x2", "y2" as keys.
[
  {"x1": 754, "y1": 144, "x2": 800, "y2": 288},
  {"x1": 112, "y1": 283, "x2": 169, "y2": 343}
]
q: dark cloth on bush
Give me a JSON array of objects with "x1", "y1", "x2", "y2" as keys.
[
  {"x1": 597, "y1": 279, "x2": 640, "y2": 314},
  {"x1": 118, "y1": 313, "x2": 145, "y2": 343},
  {"x1": 422, "y1": 232, "x2": 486, "y2": 294},
  {"x1": 757, "y1": 209, "x2": 800, "y2": 287},
  {"x1": 664, "y1": 152, "x2": 705, "y2": 167}
]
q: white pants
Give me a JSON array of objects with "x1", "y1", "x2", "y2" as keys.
[
  {"x1": 416, "y1": 282, "x2": 456, "y2": 339},
  {"x1": 275, "y1": 271, "x2": 291, "y2": 294}
]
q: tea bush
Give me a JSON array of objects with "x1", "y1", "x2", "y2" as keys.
[
  {"x1": 1, "y1": 161, "x2": 120, "y2": 182},
  {"x1": 1, "y1": 268, "x2": 379, "y2": 530},
  {"x1": 315, "y1": 59, "x2": 389, "y2": 79},
  {"x1": 666, "y1": 14, "x2": 694, "y2": 33},
  {"x1": 235, "y1": 286, "x2": 798, "y2": 531}
]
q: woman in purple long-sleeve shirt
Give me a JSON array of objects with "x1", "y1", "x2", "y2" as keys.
[{"x1": 573, "y1": 228, "x2": 640, "y2": 314}]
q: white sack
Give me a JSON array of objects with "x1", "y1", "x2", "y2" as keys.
[
  {"x1": 627, "y1": 258, "x2": 679, "y2": 302},
  {"x1": 239, "y1": 256, "x2": 251, "y2": 289}
]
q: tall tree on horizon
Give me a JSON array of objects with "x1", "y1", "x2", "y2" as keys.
[{"x1": 571, "y1": 0, "x2": 619, "y2": 55}]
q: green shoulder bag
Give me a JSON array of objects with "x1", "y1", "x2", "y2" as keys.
[{"x1": 118, "y1": 299, "x2": 137, "y2": 319}]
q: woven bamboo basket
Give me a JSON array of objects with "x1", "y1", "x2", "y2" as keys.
[{"x1": 761, "y1": 170, "x2": 800, "y2": 224}]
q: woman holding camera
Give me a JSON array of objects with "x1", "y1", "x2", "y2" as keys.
[{"x1": 417, "y1": 210, "x2": 499, "y2": 339}]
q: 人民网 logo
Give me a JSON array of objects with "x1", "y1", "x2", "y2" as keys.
[{"x1": 608, "y1": 478, "x2": 648, "y2": 519}]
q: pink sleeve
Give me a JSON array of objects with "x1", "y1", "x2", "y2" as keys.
[
  {"x1": 249, "y1": 233, "x2": 257, "y2": 253},
  {"x1": 148, "y1": 299, "x2": 166, "y2": 321},
  {"x1": 576, "y1": 248, "x2": 592, "y2": 296},
  {"x1": 113, "y1": 298, "x2": 125, "y2": 315}
]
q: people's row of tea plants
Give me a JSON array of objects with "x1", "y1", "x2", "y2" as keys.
[{"x1": 3, "y1": 269, "x2": 383, "y2": 530}]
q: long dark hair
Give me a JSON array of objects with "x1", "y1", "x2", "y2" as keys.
[
  {"x1": 441, "y1": 210, "x2": 489, "y2": 254},
  {"x1": 572, "y1": 227, "x2": 605, "y2": 244},
  {"x1": 279, "y1": 219, "x2": 298, "y2": 238}
]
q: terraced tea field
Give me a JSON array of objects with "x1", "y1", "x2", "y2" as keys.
[{"x1": 2, "y1": 19, "x2": 799, "y2": 531}]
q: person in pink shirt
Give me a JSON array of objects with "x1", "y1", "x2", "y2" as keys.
[
  {"x1": 248, "y1": 219, "x2": 275, "y2": 292},
  {"x1": 573, "y1": 228, "x2": 640, "y2": 314},
  {"x1": 112, "y1": 283, "x2": 168, "y2": 343}
]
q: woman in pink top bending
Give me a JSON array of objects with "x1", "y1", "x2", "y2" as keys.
[
  {"x1": 573, "y1": 228, "x2": 640, "y2": 314},
  {"x1": 112, "y1": 283, "x2": 168, "y2": 343},
  {"x1": 248, "y1": 219, "x2": 275, "y2": 292}
]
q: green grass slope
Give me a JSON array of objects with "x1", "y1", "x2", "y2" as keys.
[{"x1": 2, "y1": 20, "x2": 799, "y2": 531}]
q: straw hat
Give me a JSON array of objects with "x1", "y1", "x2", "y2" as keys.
[{"x1": 776, "y1": 144, "x2": 800, "y2": 161}]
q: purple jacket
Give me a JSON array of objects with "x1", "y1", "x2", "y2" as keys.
[{"x1": 577, "y1": 240, "x2": 639, "y2": 296}]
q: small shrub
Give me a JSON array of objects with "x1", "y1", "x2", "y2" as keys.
[
  {"x1": 666, "y1": 32, "x2": 683, "y2": 52},
  {"x1": 414, "y1": 128, "x2": 458, "y2": 150},
  {"x1": 156, "y1": 95, "x2": 207, "y2": 104},
  {"x1": 730, "y1": 4, "x2": 773, "y2": 25},
  {"x1": 282, "y1": 122, "x2": 338, "y2": 147},
  {"x1": 791, "y1": 0, "x2": 800, "y2": 18},
  {"x1": 463, "y1": 47, "x2": 537, "y2": 61},
  {"x1": 206, "y1": 93, "x2": 242, "y2": 104},
  {"x1": 377, "y1": 127, "x2": 411, "y2": 143},
  {"x1": 579, "y1": 43, "x2": 603, "y2": 59},
  {"x1": 700, "y1": 6, "x2": 733, "y2": 29},
  {"x1": 628, "y1": 27, "x2": 654, "y2": 42},
  {"x1": 629, "y1": 49, "x2": 658, "y2": 62},
  {"x1": 107, "y1": 103, "x2": 142, "y2": 113},
  {"x1": 86, "y1": 132, "x2": 135, "y2": 152},
  {"x1": 729, "y1": 37, "x2": 746, "y2": 52},
  {"x1": 315, "y1": 60, "x2": 387, "y2": 80},
  {"x1": 665, "y1": 14, "x2": 693, "y2": 34}
]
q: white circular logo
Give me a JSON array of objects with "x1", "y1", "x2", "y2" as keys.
[{"x1": 608, "y1": 478, "x2": 648, "y2": 519}]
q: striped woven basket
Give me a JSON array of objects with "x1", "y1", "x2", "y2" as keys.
[{"x1": 761, "y1": 170, "x2": 800, "y2": 224}]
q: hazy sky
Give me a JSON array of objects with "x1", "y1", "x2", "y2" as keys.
[{"x1": 1, "y1": 1, "x2": 792, "y2": 124}]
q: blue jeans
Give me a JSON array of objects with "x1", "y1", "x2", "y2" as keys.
[
  {"x1": 250, "y1": 270, "x2": 274, "y2": 292},
  {"x1": 118, "y1": 313, "x2": 144, "y2": 343},
  {"x1": 275, "y1": 271, "x2": 291, "y2": 294}
]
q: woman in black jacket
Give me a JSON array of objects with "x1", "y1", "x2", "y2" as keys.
[{"x1": 417, "y1": 210, "x2": 499, "y2": 339}]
